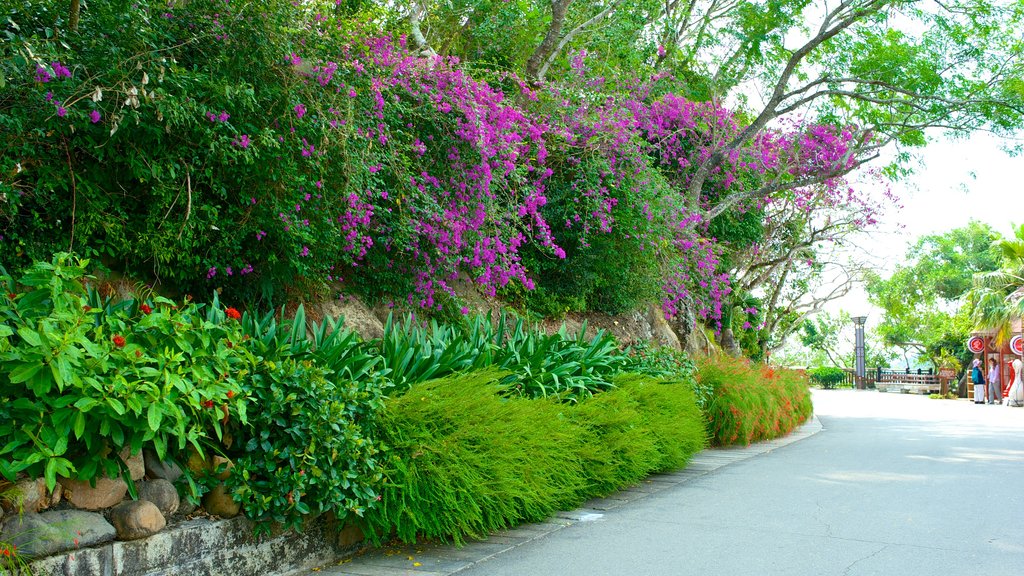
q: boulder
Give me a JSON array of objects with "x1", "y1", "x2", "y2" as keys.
[
  {"x1": 143, "y1": 449, "x2": 183, "y2": 482},
  {"x1": 137, "y1": 479, "x2": 180, "y2": 517},
  {"x1": 119, "y1": 447, "x2": 146, "y2": 481},
  {"x1": 0, "y1": 509, "x2": 115, "y2": 558},
  {"x1": 313, "y1": 296, "x2": 384, "y2": 340},
  {"x1": 59, "y1": 476, "x2": 128, "y2": 511},
  {"x1": 109, "y1": 500, "x2": 166, "y2": 540},
  {"x1": 3, "y1": 478, "x2": 48, "y2": 514},
  {"x1": 202, "y1": 484, "x2": 240, "y2": 518},
  {"x1": 211, "y1": 456, "x2": 233, "y2": 481}
]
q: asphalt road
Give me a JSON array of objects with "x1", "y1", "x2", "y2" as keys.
[{"x1": 454, "y1": 390, "x2": 1024, "y2": 576}]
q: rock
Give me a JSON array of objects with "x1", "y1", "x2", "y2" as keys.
[
  {"x1": 313, "y1": 297, "x2": 384, "y2": 340},
  {"x1": 185, "y1": 448, "x2": 211, "y2": 475},
  {"x1": 3, "y1": 478, "x2": 48, "y2": 513},
  {"x1": 202, "y1": 484, "x2": 240, "y2": 518},
  {"x1": 119, "y1": 447, "x2": 146, "y2": 481},
  {"x1": 647, "y1": 303, "x2": 682, "y2": 351},
  {"x1": 177, "y1": 496, "x2": 198, "y2": 517},
  {"x1": 109, "y1": 500, "x2": 166, "y2": 540},
  {"x1": 0, "y1": 509, "x2": 115, "y2": 559},
  {"x1": 48, "y1": 483, "x2": 62, "y2": 508},
  {"x1": 137, "y1": 479, "x2": 180, "y2": 517},
  {"x1": 211, "y1": 456, "x2": 233, "y2": 481},
  {"x1": 59, "y1": 475, "x2": 128, "y2": 511},
  {"x1": 143, "y1": 449, "x2": 183, "y2": 483}
]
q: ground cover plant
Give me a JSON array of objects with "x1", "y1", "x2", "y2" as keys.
[
  {"x1": 700, "y1": 357, "x2": 813, "y2": 446},
  {"x1": 361, "y1": 370, "x2": 707, "y2": 544},
  {"x1": 378, "y1": 312, "x2": 682, "y2": 403}
]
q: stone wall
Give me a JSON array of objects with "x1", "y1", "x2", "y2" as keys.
[{"x1": 24, "y1": 514, "x2": 359, "y2": 576}]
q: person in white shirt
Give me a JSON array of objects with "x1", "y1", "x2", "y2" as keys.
[{"x1": 987, "y1": 358, "x2": 1001, "y2": 404}]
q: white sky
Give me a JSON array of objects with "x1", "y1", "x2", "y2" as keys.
[{"x1": 828, "y1": 131, "x2": 1024, "y2": 319}]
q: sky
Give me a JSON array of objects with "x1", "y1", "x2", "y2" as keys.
[{"x1": 826, "y1": 131, "x2": 1023, "y2": 319}]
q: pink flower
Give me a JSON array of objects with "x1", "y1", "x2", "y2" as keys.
[{"x1": 89, "y1": 110, "x2": 101, "y2": 123}]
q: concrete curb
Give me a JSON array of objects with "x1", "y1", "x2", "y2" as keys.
[{"x1": 299, "y1": 415, "x2": 824, "y2": 576}]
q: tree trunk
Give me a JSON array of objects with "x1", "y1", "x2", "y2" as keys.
[
  {"x1": 69, "y1": 0, "x2": 80, "y2": 30},
  {"x1": 525, "y1": 0, "x2": 572, "y2": 82}
]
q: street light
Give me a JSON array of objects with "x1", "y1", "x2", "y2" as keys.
[{"x1": 852, "y1": 316, "x2": 867, "y2": 390}]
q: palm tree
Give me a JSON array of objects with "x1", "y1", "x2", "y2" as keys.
[{"x1": 969, "y1": 224, "x2": 1024, "y2": 344}]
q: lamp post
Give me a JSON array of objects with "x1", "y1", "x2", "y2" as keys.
[{"x1": 853, "y1": 316, "x2": 867, "y2": 390}]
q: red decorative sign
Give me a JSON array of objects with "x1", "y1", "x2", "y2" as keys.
[
  {"x1": 1011, "y1": 335, "x2": 1023, "y2": 356},
  {"x1": 967, "y1": 336, "x2": 986, "y2": 354}
]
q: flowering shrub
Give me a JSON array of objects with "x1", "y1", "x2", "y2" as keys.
[
  {"x1": 699, "y1": 357, "x2": 813, "y2": 445},
  {"x1": 1, "y1": 0, "x2": 875, "y2": 334},
  {"x1": 0, "y1": 254, "x2": 247, "y2": 490},
  {"x1": 223, "y1": 305, "x2": 387, "y2": 531}
]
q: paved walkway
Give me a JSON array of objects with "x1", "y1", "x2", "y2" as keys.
[{"x1": 300, "y1": 412, "x2": 824, "y2": 576}]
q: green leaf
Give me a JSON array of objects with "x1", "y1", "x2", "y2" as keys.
[
  {"x1": 74, "y1": 397, "x2": 100, "y2": 411},
  {"x1": 73, "y1": 411, "x2": 86, "y2": 439},
  {"x1": 107, "y1": 397, "x2": 126, "y2": 416},
  {"x1": 147, "y1": 403, "x2": 163, "y2": 432},
  {"x1": 17, "y1": 327, "x2": 42, "y2": 347},
  {"x1": 10, "y1": 361, "x2": 44, "y2": 383}
]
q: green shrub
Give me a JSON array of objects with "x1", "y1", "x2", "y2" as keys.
[
  {"x1": 0, "y1": 254, "x2": 247, "y2": 491},
  {"x1": 223, "y1": 305, "x2": 387, "y2": 531},
  {"x1": 0, "y1": 254, "x2": 386, "y2": 532},
  {"x1": 567, "y1": 374, "x2": 707, "y2": 496},
  {"x1": 362, "y1": 369, "x2": 707, "y2": 544},
  {"x1": 378, "y1": 313, "x2": 626, "y2": 402},
  {"x1": 699, "y1": 357, "x2": 812, "y2": 446},
  {"x1": 362, "y1": 370, "x2": 587, "y2": 544},
  {"x1": 807, "y1": 366, "x2": 848, "y2": 389}
]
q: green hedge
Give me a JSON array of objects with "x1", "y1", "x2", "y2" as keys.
[
  {"x1": 361, "y1": 370, "x2": 707, "y2": 544},
  {"x1": 807, "y1": 366, "x2": 848, "y2": 389}
]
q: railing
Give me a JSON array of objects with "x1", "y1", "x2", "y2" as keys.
[{"x1": 839, "y1": 367, "x2": 943, "y2": 393}]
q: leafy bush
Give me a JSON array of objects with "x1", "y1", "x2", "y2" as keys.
[
  {"x1": 567, "y1": 374, "x2": 707, "y2": 496},
  {"x1": 362, "y1": 369, "x2": 707, "y2": 544},
  {"x1": 223, "y1": 305, "x2": 387, "y2": 531},
  {"x1": 699, "y1": 357, "x2": 812, "y2": 446},
  {"x1": 362, "y1": 370, "x2": 586, "y2": 544},
  {"x1": 0, "y1": 254, "x2": 386, "y2": 532},
  {"x1": 0, "y1": 254, "x2": 247, "y2": 491},
  {"x1": 807, "y1": 366, "x2": 849, "y2": 389}
]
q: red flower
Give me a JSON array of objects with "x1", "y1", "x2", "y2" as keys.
[
  {"x1": 140, "y1": 303, "x2": 152, "y2": 315},
  {"x1": 112, "y1": 335, "x2": 126, "y2": 348},
  {"x1": 135, "y1": 350, "x2": 142, "y2": 358},
  {"x1": 227, "y1": 390, "x2": 236, "y2": 399},
  {"x1": 225, "y1": 307, "x2": 241, "y2": 320},
  {"x1": 82, "y1": 305, "x2": 91, "y2": 312},
  {"x1": 6, "y1": 293, "x2": 16, "y2": 300},
  {"x1": 202, "y1": 400, "x2": 215, "y2": 409}
]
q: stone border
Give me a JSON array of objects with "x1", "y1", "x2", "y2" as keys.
[
  {"x1": 24, "y1": 513, "x2": 363, "y2": 576},
  {"x1": 300, "y1": 415, "x2": 824, "y2": 576}
]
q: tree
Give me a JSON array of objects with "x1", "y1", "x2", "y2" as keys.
[
  {"x1": 725, "y1": 175, "x2": 884, "y2": 356},
  {"x1": 969, "y1": 223, "x2": 1024, "y2": 343},
  {"x1": 867, "y1": 221, "x2": 1001, "y2": 365}
]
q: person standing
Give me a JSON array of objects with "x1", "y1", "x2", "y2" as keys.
[
  {"x1": 987, "y1": 358, "x2": 1001, "y2": 404},
  {"x1": 971, "y1": 359, "x2": 985, "y2": 404}
]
